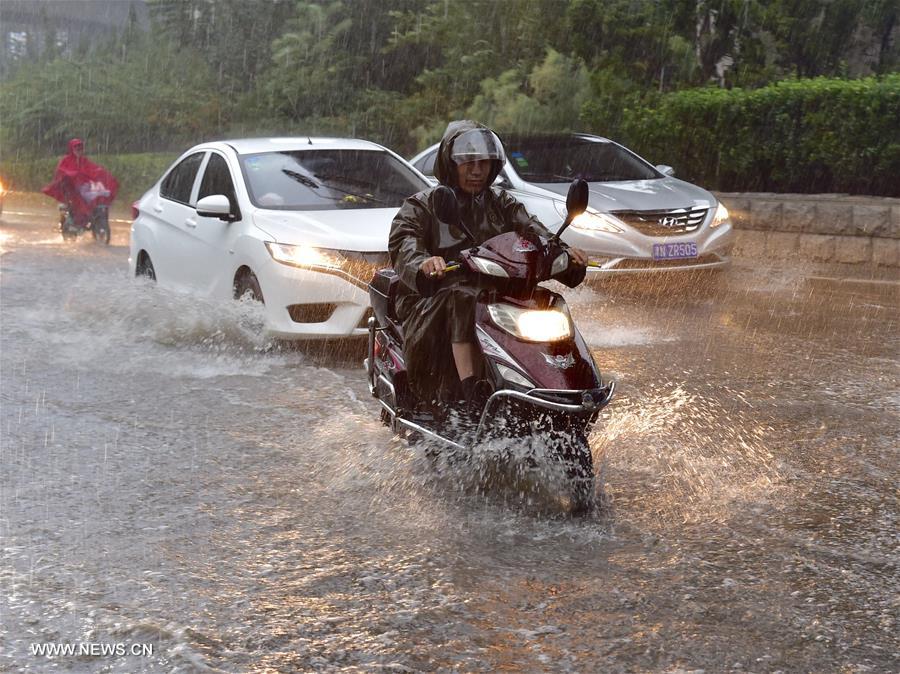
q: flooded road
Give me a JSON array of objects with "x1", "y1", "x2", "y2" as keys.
[{"x1": 1, "y1": 197, "x2": 897, "y2": 673}]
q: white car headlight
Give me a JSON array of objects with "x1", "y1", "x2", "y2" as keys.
[
  {"x1": 470, "y1": 256, "x2": 509, "y2": 277},
  {"x1": 488, "y1": 303, "x2": 572, "y2": 342},
  {"x1": 265, "y1": 242, "x2": 344, "y2": 269},
  {"x1": 711, "y1": 202, "x2": 730, "y2": 228}
]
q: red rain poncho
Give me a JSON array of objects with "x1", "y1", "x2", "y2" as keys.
[{"x1": 42, "y1": 139, "x2": 119, "y2": 223}]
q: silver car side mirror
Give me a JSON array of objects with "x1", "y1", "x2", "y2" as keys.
[{"x1": 655, "y1": 165, "x2": 675, "y2": 177}]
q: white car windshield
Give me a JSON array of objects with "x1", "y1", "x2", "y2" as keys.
[
  {"x1": 505, "y1": 137, "x2": 661, "y2": 183},
  {"x1": 240, "y1": 149, "x2": 426, "y2": 210}
]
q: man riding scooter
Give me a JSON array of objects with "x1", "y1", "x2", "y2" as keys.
[{"x1": 388, "y1": 120, "x2": 589, "y2": 412}]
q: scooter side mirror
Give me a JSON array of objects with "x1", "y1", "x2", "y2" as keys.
[
  {"x1": 565, "y1": 178, "x2": 589, "y2": 219},
  {"x1": 432, "y1": 185, "x2": 459, "y2": 226},
  {"x1": 553, "y1": 179, "x2": 589, "y2": 241},
  {"x1": 431, "y1": 184, "x2": 478, "y2": 244}
]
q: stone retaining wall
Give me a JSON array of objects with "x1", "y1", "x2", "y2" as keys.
[{"x1": 715, "y1": 192, "x2": 900, "y2": 267}]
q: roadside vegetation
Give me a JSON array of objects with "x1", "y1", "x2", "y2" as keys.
[{"x1": 1, "y1": 0, "x2": 898, "y2": 198}]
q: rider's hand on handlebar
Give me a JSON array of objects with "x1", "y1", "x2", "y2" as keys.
[
  {"x1": 568, "y1": 247, "x2": 589, "y2": 267},
  {"x1": 421, "y1": 256, "x2": 448, "y2": 278}
]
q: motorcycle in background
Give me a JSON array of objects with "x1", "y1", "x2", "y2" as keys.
[{"x1": 58, "y1": 179, "x2": 113, "y2": 244}]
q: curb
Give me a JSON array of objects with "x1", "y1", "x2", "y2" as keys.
[{"x1": 804, "y1": 275, "x2": 900, "y2": 291}]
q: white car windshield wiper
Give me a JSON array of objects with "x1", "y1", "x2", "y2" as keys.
[
  {"x1": 282, "y1": 168, "x2": 320, "y2": 189},
  {"x1": 281, "y1": 168, "x2": 391, "y2": 206},
  {"x1": 314, "y1": 173, "x2": 393, "y2": 206}
]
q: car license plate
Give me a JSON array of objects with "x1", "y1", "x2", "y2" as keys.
[{"x1": 652, "y1": 242, "x2": 698, "y2": 260}]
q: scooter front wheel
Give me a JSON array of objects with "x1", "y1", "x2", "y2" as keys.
[
  {"x1": 60, "y1": 222, "x2": 78, "y2": 242},
  {"x1": 91, "y1": 211, "x2": 110, "y2": 245},
  {"x1": 565, "y1": 431, "x2": 595, "y2": 515}
]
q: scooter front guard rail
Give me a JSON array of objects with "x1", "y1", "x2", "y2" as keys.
[{"x1": 474, "y1": 382, "x2": 615, "y2": 443}]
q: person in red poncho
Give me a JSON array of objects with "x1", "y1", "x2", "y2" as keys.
[{"x1": 43, "y1": 138, "x2": 119, "y2": 228}]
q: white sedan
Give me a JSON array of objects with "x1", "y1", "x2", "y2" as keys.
[
  {"x1": 129, "y1": 138, "x2": 430, "y2": 339},
  {"x1": 411, "y1": 133, "x2": 734, "y2": 274}
]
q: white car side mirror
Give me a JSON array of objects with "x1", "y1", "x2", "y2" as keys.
[
  {"x1": 655, "y1": 164, "x2": 675, "y2": 177},
  {"x1": 196, "y1": 194, "x2": 232, "y2": 220}
]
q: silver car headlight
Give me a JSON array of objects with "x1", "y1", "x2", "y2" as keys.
[
  {"x1": 265, "y1": 242, "x2": 344, "y2": 270},
  {"x1": 711, "y1": 202, "x2": 730, "y2": 228},
  {"x1": 554, "y1": 201, "x2": 623, "y2": 233},
  {"x1": 470, "y1": 256, "x2": 509, "y2": 277},
  {"x1": 488, "y1": 303, "x2": 572, "y2": 342}
]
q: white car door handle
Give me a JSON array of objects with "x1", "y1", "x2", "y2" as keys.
[
  {"x1": 153, "y1": 205, "x2": 164, "y2": 214},
  {"x1": 185, "y1": 218, "x2": 197, "y2": 229}
]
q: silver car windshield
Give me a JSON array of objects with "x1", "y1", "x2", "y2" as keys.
[
  {"x1": 239, "y1": 149, "x2": 427, "y2": 210},
  {"x1": 505, "y1": 137, "x2": 661, "y2": 183}
]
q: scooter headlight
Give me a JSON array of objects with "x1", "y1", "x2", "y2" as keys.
[
  {"x1": 265, "y1": 242, "x2": 344, "y2": 270},
  {"x1": 470, "y1": 256, "x2": 509, "y2": 277},
  {"x1": 488, "y1": 303, "x2": 572, "y2": 342}
]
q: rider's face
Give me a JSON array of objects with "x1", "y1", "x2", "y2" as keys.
[
  {"x1": 73, "y1": 144, "x2": 84, "y2": 157},
  {"x1": 456, "y1": 159, "x2": 491, "y2": 195}
]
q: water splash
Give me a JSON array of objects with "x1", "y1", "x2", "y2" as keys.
[{"x1": 595, "y1": 381, "x2": 787, "y2": 525}]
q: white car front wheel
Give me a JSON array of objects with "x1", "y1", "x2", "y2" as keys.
[{"x1": 234, "y1": 268, "x2": 264, "y2": 304}]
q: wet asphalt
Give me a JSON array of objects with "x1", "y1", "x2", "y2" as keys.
[{"x1": 1, "y1": 196, "x2": 897, "y2": 673}]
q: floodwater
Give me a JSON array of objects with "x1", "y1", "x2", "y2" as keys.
[{"x1": 1, "y1": 197, "x2": 897, "y2": 673}]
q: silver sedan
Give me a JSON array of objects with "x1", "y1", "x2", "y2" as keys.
[{"x1": 410, "y1": 133, "x2": 734, "y2": 274}]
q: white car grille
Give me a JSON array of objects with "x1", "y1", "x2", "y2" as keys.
[{"x1": 611, "y1": 207, "x2": 709, "y2": 236}]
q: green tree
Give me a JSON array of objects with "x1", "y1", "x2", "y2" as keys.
[
  {"x1": 0, "y1": 36, "x2": 221, "y2": 158},
  {"x1": 863, "y1": 0, "x2": 899, "y2": 73},
  {"x1": 147, "y1": 0, "x2": 296, "y2": 94},
  {"x1": 260, "y1": 0, "x2": 356, "y2": 120},
  {"x1": 467, "y1": 49, "x2": 592, "y2": 133}
]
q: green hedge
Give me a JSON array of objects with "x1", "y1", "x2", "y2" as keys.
[
  {"x1": 617, "y1": 75, "x2": 900, "y2": 197},
  {"x1": 0, "y1": 153, "x2": 179, "y2": 202}
]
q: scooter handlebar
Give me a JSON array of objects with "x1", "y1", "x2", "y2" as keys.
[{"x1": 428, "y1": 262, "x2": 460, "y2": 277}]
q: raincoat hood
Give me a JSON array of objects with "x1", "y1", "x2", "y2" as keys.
[{"x1": 433, "y1": 120, "x2": 504, "y2": 191}]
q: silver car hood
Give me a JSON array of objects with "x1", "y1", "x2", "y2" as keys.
[
  {"x1": 251, "y1": 207, "x2": 396, "y2": 251},
  {"x1": 531, "y1": 178, "x2": 716, "y2": 212}
]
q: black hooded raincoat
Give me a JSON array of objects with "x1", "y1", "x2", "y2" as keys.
[{"x1": 388, "y1": 120, "x2": 557, "y2": 402}]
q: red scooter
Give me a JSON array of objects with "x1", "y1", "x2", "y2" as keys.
[{"x1": 365, "y1": 180, "x2": 615, "y2": 511}]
